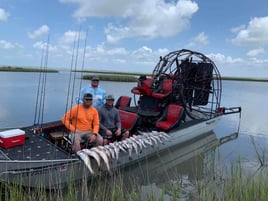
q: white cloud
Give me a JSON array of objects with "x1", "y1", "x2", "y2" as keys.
[
  {"x1": 0, "y1": 40, "x2": 15, "y2": 49},
  {"x1": 205, "y1": 52, "x2": 268, "y2": 78},
  {"x1": 0, "y1": 40, "x2": 17, "y2": 49},
  {"x1": 55, "y1": 30, "x2": 88, "y2": 56},
  {"x1": 248, "y1": 57, "x2": 268, "y2": 64},
  {"x1": 207, "y1": 53, "x2": 243, "y2": 64},
  {"x1": 106, "y1": 47, "x2": 128, "y2": 55},
  {"x1": 33, "y1": 41, "x2": 47, "y2": 49},
  {"x1": 230, "y1": 25, "x2": 246, "y2": 33},
  {"x1": 187, "y1": 32, "x2": 208, "y2": 48},
  {"x1": 58, "y1": 30, "x2": 86, "y2": 45},
  {"x1": 132, "y1": 46, "x2": 155, "y2": 61},
  {"x1": 107, "y1": 0, "x2": 198, "y2": 43},
  {"x1": 60, "y1": 0, "x2": 198, "y2": 43},
  {"x1": 231, "y1": 16, "x2": 268, "y2": 46},
  {"x1": 133, "y1": 46, "x2": 153, "y2": 55},
  {"x1": 156, "y1": 48, "x2": 169, "y2": 57},
  {"x1": 246, "y1": 48, "x2": 265, "y2": 57},
  {"x1": 59, "y1": 0, "x2": 135, "y2": 17},
  {"x1": 92, "y1": 43, "x2": 128, "y2": 56},
  {"x1": 33, "y1": 41, "x2": 57, "y2": 52},
  {"x1": 28, "y1": 25, "x2": 50, "y2": 39},
  {"x1": 0, "y1": 8, "x2": 10, "y2": 22}
]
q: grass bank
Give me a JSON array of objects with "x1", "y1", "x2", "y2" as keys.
[
  {"x1": 80, "y1": 70, "x2": 268, "y2": 82},
  {"x1": 82, "y1": 74, "x2": 138, "y2": 82},
  {"x1": 218, "y1": 76, "x2": 268, "y2": 82},
  {"x1": 0, "y1": 66, "x2": 58, "y2": 73},
  {"x1": 1, "y1": 161, "x2": 268, "y2": 201},
  {"x1": 76, "y1": 69, "x2": 150, "y2": 77},
  {"x1": 1, "y1": 66, "x2": 268, "y2": 82}
]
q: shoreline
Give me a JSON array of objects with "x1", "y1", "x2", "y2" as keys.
[
  {"x1": 1, "y1": 67, "x2": 268, "y2": 82},
  {"x1": 0, "y1": 66, "x2": 58, "y2": 73}
]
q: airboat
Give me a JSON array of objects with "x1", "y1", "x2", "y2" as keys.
[{"x1": 0, "y1": 49, "x2": 241, "y2": 189}]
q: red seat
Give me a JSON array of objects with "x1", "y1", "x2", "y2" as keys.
[
  {"x1": 155, "y1": 104, "x2": 184, "y2": 131},
  {"x1": 131, "y1": 77, "x2": 154, "y2": 96},
  {"x1": 118, "y1": 109, "x2": 140, "y2": 132},
  {"x1": 152, "y1": 79, "x2": 173, "y2": 99},
  {"x1": 115, "y1": 96, "x2": 131, "y2": 109}
]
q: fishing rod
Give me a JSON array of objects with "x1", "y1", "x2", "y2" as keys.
[
  {"x1": 62, "y1": 27, "x2": 89, "y2": 144},
  {"x1": 39, "y1": 36, "x2": 50, "y2": 128},
  {"x1": 33, "y1": 35, "x2": 50, "y2": 128},
  {"x1": 64, "y1": 27, "x2": 80, "y2": 115}
]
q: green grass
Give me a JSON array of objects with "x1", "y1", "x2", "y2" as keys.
[
  {"x1": 197, "y1": 164, "x2": 268, "y2": 201},
  {"x1": 82, "y1": 74, "x2": 138, "y2": 82},
  {"x1": 2, "y1": 160, "x2": 268, "y2": 201},
  {"x1": 1, "y1": 66, "x2": 268, "y2": 82},
  {"x1": 217, "y1": 76, "x2": 268, "y2": 82},
  {"x1": 80, "y1": 70, "x2": 268, "y2": 82},
  {"x1": 0, "y1": 66, "x2": 58, "y2": 73},
  {"x1": 76, "y1": 69, "x2": 151, "y2": 77}
]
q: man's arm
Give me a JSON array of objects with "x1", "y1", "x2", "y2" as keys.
[
  {"x1": 98, "y1": 108, "x2": 108, "y2": 132},
  {"x1": 92, "y1": 109, "x2": 100, "y2": 134},
  {"x1": 61, "y1": 108, "x2": 76, "y2": 132},
  {"x1": 115, "y1": 109, "x2": 121, "y2": 129},
  {"x1": 100, "y1": 88, "x2": 107, "y2": 106}
]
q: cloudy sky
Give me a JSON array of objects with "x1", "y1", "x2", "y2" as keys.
[{"x1": 0, "y1": 0, "x2": 268, "y2": 78}]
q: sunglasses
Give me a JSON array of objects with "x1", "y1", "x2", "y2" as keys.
[
  {"x1": 84, "y1": 98, "x2": 92, "y2": 101},
  {"x1": 92, "y1": 79, "x2": 99, "y2": 82}
]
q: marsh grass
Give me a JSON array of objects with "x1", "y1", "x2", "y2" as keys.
[
  {"x1": 198, "y1": 166, "x2": 268, "y2": 200},
  {"x1": 250, "y1": 135, "x2": 267, "y2": 167},
  {"x1": 197, "y1": 152, "x2": 268, "y2": 201},
  {"x1": 2, "y1": 157, "x2": 268, "y2": 201},
  {"x1": 2, "y1": 66, "x2": 268, "y2": 82},
  {"x1": 82, "y1": 74, "x2": 138, "y2": 82},
  {"x1": 0, "y1": 66, "x2": 58, "y2": 73}
]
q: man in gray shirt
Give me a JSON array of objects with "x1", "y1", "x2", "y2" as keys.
[{"x1": 98, "y1": 95, "x2": 129, "y2": 144}]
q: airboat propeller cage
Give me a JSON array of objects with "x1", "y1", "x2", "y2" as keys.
[{"x1": 151, "y1": 49, "x2": 222, "y2": 117}]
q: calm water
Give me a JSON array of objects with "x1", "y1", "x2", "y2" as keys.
[
  {"x1": 0, "y1": 72, "x2": 135, "y2": 127},
  {"x1": 1, "y1": 72, "x2": 268, "y2": 198}
]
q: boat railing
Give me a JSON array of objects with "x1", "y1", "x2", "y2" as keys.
[{"x1": 217, "y1": 106, "x2": 242, "y2": 115}]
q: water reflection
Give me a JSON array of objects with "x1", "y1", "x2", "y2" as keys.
[
  {"x1": 65, "y1": 131, "x2": 239, "y2": 200},
  {"x1": 115, "y1": 132, "x2": 223, "y2": 200},
  {"x1": 221, "y1": 80, "x2": 268, "y2": 138}
]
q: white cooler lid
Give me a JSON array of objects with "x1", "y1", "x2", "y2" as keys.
[{"x1": 0, "y1": 129, "x2": 25, "y2": 138}]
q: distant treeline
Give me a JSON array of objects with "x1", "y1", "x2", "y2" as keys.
[
  {"x1": 218, "y1": 76, "x2": 268, "y2": 82},
  {"x1": 77, "y1": 70, "x2": 149, "y2": 82},
  {"x1": 82, "y1": 74, "x2": 138, "y2": 82},
  {"x1": 75, "y1": 69, "x2": 150, "y2": 77},
  {"x1": 79, "y1": 70, "x2": 268, "y2": 82},
  {"x1": 1, "y1": 67, "x2": 267, "y2": 82},
  {"x1": 0, "y1": 66, "x2": 58, "y2": 73}
]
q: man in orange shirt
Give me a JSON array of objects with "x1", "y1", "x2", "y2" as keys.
[{"x1": 62, "y1": 93, "x2": 103, "y2": 152}]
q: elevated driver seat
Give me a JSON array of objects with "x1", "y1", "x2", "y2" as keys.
[{"x1": 152, "y1": 78, "x2": 173, "y2": 99}]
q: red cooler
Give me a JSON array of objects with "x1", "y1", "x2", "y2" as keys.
[{"x1": 0, "y1": 129, "x2": 25, "y2": 148}]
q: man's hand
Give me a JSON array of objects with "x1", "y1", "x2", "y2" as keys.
[
  {"x1": 106, "y1": 129, "x2": 113, "y2": 136},
  {"x1": 115, "y1": 128, "x2": 121, "y2": 136},
  {"x1": 89, "y1": 134, "x2": 97, "y2": 143}
]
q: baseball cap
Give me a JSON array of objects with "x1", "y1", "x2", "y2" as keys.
[
  {"x1": 91, "y1": 75, "x2": 99, "y2": 81},
  {"x1": 106, "y1": 94, "x2": 115, "y2": 101},
  {"x1": 83, "y1": 93, "x2": 93, "y2": 100}
]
